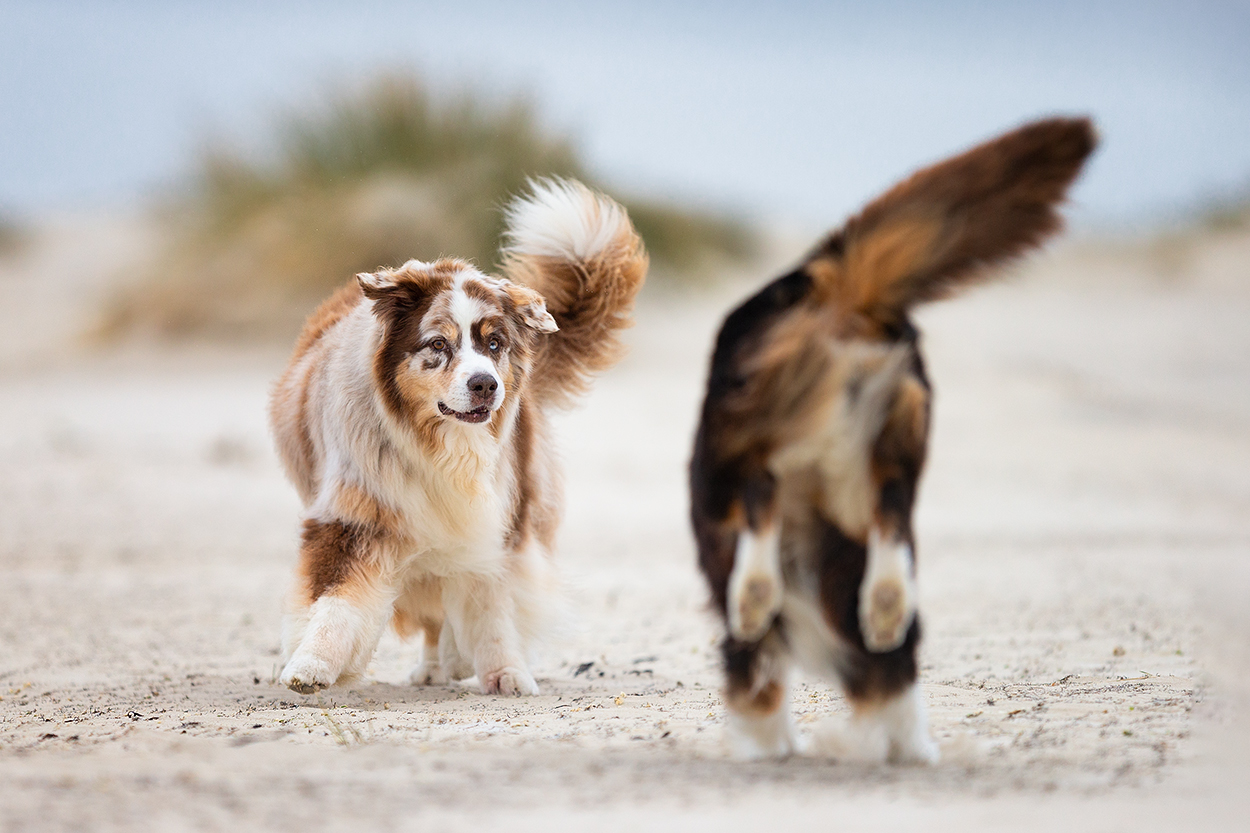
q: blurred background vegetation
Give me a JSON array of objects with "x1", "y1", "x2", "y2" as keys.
[
  {"x1": 0, "y1": 214, "x2": 30, "y2": 259},
  {"x1": 1195, "y1": 185, "x2": 1250, "y2": 233},
  {"x1": 99, "y1": 73, "x2": 758, "y2": 341}
]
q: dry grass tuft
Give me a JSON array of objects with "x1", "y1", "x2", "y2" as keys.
[{"x1": 101, "y1": 73, "x2": 756, "y2": 341}]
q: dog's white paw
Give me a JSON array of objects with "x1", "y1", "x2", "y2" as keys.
[
  {"x1": 729, "y1": 571, "x2": 783, "y2": 643},
  {"x1": 889, "y1": 731, "x2": 940, "y2": 765},
  {"x1": 882, "y1": 683, "x2": 940, "y2": 766},
  {"x1": 726, "y1": 707, "x2": 802, "y2": 760},
  {"x1": 409, "y1": 659, "x2": 449, "y2": 686},
  {"x1": 480, "y1": 666, "x2": 539, "y2": 696},
  {"x1": 280, "y1": 654, "x2": 336, "y2": 695},
  {"x1": 812, "y1": 718, "x2": 890, "y2": 764},
  {"x1": 859, "y1": 573, "x2": 916, "y2": 653}
]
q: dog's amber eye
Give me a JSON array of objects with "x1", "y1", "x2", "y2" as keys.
[
  {"x1": 429, "y1": 338, "x2": 447, "y2": 352},
  {"x1": 488, "y1": 337, "x2": 501, "y2": 352}
]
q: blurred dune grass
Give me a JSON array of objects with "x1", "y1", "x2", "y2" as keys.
[
  {"x1": 100, "y1": 73, "x2": 757, "y2": 341},
  {"x1": 0, "y1": 214, "x2": 31, "y2": 259}
]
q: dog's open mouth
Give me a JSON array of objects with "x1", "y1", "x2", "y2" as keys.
[{"x1": 437, "y1": 402, "x2": 491, "y2": 424}]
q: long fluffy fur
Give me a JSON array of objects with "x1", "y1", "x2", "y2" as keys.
[
  {"x1": 806, "y1": 117, "x2": 1097, "y2": 326},
  {"x1": 690, "y1": 116, "x2": 1097, "y2": 762},
  {"x1": 270, "y1": 179, "x2": 645, "y2": 696},
  {"x1": 501, "y1": 178, "x2": 649, "y2": 408}
]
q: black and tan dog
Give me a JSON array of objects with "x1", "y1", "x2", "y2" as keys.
[{"x1": 690, "y1": 118, "x2": 1096, "y2": 760}]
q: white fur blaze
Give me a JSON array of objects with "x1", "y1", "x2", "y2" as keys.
[
  {"x1": 502, "y1": 178, "x2": 632, "y2": 264},
  {"x1": 859, "y1": 527, "x2": 918, "y2": 653},
  {"x1": 727, "y1": 525, "x2": 783, "y2": 642}
]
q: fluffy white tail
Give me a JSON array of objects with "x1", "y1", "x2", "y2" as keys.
[{"x1": 500, "y1": 179, "x2": 648, "y2": 407}]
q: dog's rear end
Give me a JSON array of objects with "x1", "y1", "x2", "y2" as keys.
[{"x1": 690, "y1": 117, "x2": 1096, "y2": 760}]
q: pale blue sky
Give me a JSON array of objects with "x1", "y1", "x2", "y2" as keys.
[{"x1": 3, "y1": 0, "x2": 1248, "y2": 229}]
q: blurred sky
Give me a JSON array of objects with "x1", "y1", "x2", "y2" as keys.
[{"x1": 2, "y1": 0, "x2": 1249, "y2": 229}]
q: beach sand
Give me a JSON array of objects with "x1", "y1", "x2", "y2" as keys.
[{"x1": 1, "y1": 222, "x2": 1248, "y2": 830}]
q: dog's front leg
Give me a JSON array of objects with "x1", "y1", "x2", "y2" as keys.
[
  {"x1": 279, "y1": 519, "x2": 397, "y2": 694},
  {"x1": 441, "y1": 573, "x2": 538, "y2": 695}
]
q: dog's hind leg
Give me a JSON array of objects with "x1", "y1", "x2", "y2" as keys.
[
  {"x1": 436, "y1": 620, "x2": 475, "y2": 681},
  {"x1": 723, "y1": 633, "x2": 800, "y2": 759},
  {"x1": 393, "y1": 576, "x2": 452, "y2": 686},
  {"x1": 442, "y1": 573, "x2": 538, "y2": 696},
  {"x1": 858, "y1": 527, "x2": 918, "y2": 653},
  {"x1": 727, "y1": 523, "x2": 783, "y2": 643},
  {"x1": 725, "y1": 475, "x2": 784, "y2": 643},
  {"x1": 407, "y1": 626, "x2": 448, "y2": 685},
  {"x1": 838, "y1": 682, "x2": 937, "y2": 765}
]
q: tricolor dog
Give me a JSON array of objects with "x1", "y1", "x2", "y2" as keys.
[
  {"x1": 689, "y1": 118, "x2": 1096, "y2": 759},
  {"x1": 272, "y1": 179, "x2": 646, "y2": 696}
]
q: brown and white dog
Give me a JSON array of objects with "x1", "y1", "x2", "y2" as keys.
[
  {"x1": 271, "y1": 179, "x2": 646, "y2": 696},
  {"x1": 690, "y1": 118, "x2": 1096, "y2": 759}
]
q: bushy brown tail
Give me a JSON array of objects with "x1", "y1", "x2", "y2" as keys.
[
  {"x1": 500, "y1": 179, "x2": 648, "y2": 408},
  {"x1": 806, "y1": 117, "x2": 1097, "y2": 326}
]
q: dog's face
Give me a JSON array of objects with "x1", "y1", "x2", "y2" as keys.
[{"x1": 359, "y1": 259, "x2": 557, "y2": 430}]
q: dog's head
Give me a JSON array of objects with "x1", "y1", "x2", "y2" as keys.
[{"x1": 358, "y1": 258, "x2": 557, "y2": 430}]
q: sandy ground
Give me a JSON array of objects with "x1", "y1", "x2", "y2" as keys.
[{"x1": 1, "y1": 222, "x2": 1249, "y2": 831}]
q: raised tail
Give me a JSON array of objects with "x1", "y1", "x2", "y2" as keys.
[
  {"x1": 500, "y1": 178, "x2": 648, "y2": 408},
  {"x1": 805, "y1": 116, "x2": 1097, "y2": 327}
]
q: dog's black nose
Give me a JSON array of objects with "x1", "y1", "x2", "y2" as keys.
[{"x1": 467, "y1": 373, "x2": 498, "y2": 403}]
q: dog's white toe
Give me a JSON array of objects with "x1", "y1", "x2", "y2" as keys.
[
  {"x1": 280, "y1": 654, "x2": 336, "y2": 694},
  {"x1": 890, "y1": 732, "x2": 940, "y2": 765},
  {"x1": 480, "y1": 666, "x2": 539, "y2": 696},
  {"x1": 409, "y1": 659, "x2": 449, "y2": 686}
]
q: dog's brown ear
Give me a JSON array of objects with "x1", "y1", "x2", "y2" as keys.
[
  {"x1": 500, "y1": 280, "x2": 558, "y2": 334},
  {"x1": 357, "y1": 270, "x2": 400, "y2": 303},
  {"x1": 357, "y1": 267, "x2": 442, "y2": 323},
  {"x1": 807, "y1": 116, "x2": 1097, "y2": 324}
]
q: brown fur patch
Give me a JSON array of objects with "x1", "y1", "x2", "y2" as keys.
[
  {"x1": 391, "y1": 576, "x2": 444, "y2": 641},
  {"x1": 461, "y1": 277, "x2": 498, "y2": 305},
  {"x1": 504, "y1": 399, "x2": 535, "y2": 552},
  {"x1": 332, "y1": 482, "x2": 402, "y2": 531},
  {"x1": 298, "y1": 518, "x2": 384, "y2": 603},
  {"x1": 726, "y1": 678, "x2": 785, "y2": 716},
  {"x1": 870, "y1": 373, "x2": 930, "y2": 537}
]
